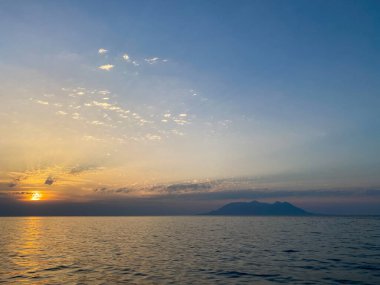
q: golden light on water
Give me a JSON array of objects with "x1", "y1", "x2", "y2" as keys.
[{"x1": 30, "y1": 192, "x2": 42, "y2": 201}]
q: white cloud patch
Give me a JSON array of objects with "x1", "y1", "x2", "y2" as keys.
[
  {"x1": 98, "y1": 90, "x2": 110, "y2": 95},
  {"x1": 92, "y1": 101, "x2": 112, "y2": 108},
  {"x1": 98, "y1": 64, "x2": 114, "y2": 71},
  {"x1": 174, "y1": 119, "x2": 188, "y2": 125},
  {"x1": 98, "y1": 48, "x2": 108, "y2": 55},
  {"x1": 90, "y1": 120, "x2": 105, "y2": 126},
  {"x1": 171, "y1": 129, "x2": 185, "y2": 136},
  {"x1": 82, "y1": 135, "x2": 103, "y2": 142},
  {"x1": 72, "y1": 113, "x2": 81, "y2": 120},
  {"x1": 146, "y1": 134, "x2": 162, "y2": 141},
  {"x1": 122, "y1": 53, "x2": 130, "y2": 61},
  {"x1": 190, "y1": 90, "x2": 198, "y2": 96},
  {"x1": 36, "y1": 100, "x2": 49, "y2": 105}
]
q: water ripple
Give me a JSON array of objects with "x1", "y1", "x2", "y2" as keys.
[{"x1": 0, "y1": 216, "x2": 379, "y2": 284}]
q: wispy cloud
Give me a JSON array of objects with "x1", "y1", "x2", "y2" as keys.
[
  {"x1": 144, "y1": 57, "x2": 160, "y2": 64},
  {"x1": 86, "y1": 176, "x2": 380, "y2": 202},
  {"x1": 69, "y1": 165, "x2": 102, "y2": 175},
  {"x1": 94, "y1": 187, "x2": 131, "y2": 194},
  {"x1": 165, "y1": 182, "x2": 212, "y2": 193},
  {"x1": 144, "y1": 57, "x2": 168, "y2": 64}
]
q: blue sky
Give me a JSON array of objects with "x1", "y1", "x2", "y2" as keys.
[{"x1": 0, "y1": 0, "x2": 379, "y2": 214}]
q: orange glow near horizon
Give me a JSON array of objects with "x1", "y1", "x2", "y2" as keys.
[{"x1": 30, "y1": 192, "x2": 42, "y2": 201}]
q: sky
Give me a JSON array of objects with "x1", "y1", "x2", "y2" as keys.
[{"x1": 0, "y1": 0, "x2": 379, "y2": 215}]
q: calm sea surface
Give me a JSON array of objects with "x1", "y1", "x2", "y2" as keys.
[{"x1": 0, "y1": 216, "x2": 379, "y2": 284}]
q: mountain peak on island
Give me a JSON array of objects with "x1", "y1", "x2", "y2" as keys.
[{"x1": 205, "y1": 200, "x2": 312, "y2": 216}]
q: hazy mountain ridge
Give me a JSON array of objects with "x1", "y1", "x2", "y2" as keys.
[{"x1": 205, "y1": 201, "x2": 312, "y2": 216}]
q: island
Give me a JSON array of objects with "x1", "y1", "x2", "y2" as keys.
[{"x1": 204, "y1": 200, "x2": 312, "y2": 216}]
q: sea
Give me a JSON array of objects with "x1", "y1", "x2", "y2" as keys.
[{"x1": 0, "y1": 216, "x2": 379, "y2": 284}]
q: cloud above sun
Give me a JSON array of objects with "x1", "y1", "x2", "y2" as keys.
[{"x1": 0, "y1": 45, "x2": 236, "y2": 204}]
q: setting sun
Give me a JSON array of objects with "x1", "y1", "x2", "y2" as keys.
[{"x1": 31, "y1": 192, "x2": 42, "y2": 201}]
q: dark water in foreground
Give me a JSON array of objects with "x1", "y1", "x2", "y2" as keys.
[{"x1": 0, "y1": 217, "x2": 379, "y2": 284}]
